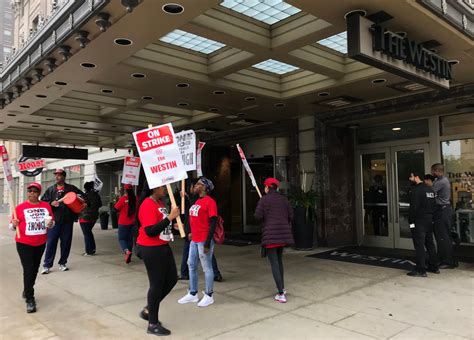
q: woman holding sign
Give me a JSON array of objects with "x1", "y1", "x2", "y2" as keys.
[
  {"x1": 114, "y1": 184, "x2": 136, "y2": 264},
  {"x1": 178, "y1": 177, "x2": 218, "y2": 308},
  {"x1": 10, "y1": 183, "x2": 54, "y2": 313},
  {"x1": 136, "y1": 184, "x2": 179, "y2": 336}
]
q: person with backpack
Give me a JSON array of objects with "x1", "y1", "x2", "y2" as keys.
[
  {"x1": 114, "y1": 184, "x2": 137, "y2": 264},
  {"x1": 254, "y1": 178, "x2": 294, "y2": 303},
  {"x1": 178, "y1": 177, "x2": 218, "y2": 307},
  {"x1": 79, "y1": 181, "x2": 102, "y2": 256}
]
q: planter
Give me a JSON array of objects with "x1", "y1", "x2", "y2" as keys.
[
  {"x1": 99, "y1": 213, "x2": 109, "y2": 230},
  {"x1": 110, "y1": 203, "x2": 118, "y2": 229},
  {"x1": 292, "y1": 205, "x2": 314, "y2": 250}
]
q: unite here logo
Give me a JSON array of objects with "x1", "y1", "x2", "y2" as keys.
[{"x1": 189, "y1": 204, "x2": 201, "y2": 217}]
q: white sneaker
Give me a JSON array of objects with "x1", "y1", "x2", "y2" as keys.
[
  {"x1": 41, "y1": 267, "x2": 50, "y2": 275},
  {"x1": 178, "y1": 292, "x2": 199, "y2": 304},
  {"x1": 274, "y1": 293, "x2": 287, "y2": 303},
  {"x1": 197, "y1": 292, "x2": 214, "y2": 307},
  {"x1": 58, "y1": 264, "x2": 69, "y2": 272}
]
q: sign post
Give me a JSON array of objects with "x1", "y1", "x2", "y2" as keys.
[
  {"x1": 176, "y1": 130, "x2": 196, "y2": 214},
  {"x1": 236, "y1": 144, "x2": 262, "y2": 198},
  {"x1": 121, "y1": 156, "x2": 141, "y2": 186},
  {"x1": 133, "y1": 124, "x2": 188, "y2": 237},
  {"x1": 1, "y1": 145, "x2": 19, "y2": 238}
]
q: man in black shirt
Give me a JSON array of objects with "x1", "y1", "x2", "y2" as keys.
[{"x1": 407, "y1": 171, "x2": 439, "y2": 277}]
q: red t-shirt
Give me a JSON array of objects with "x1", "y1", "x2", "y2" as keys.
[
  {"x1": 137, "y1": 197, "x2": 172, "y2": 247},
  {"x1": 13, "y1": 201, "x2": 54, "y2": 246},
  {"x1": 114, "y1": 195, "x2": 136, "y2": 225},
  {"x1": 189, "y1": 195, "x2": 218, "y2": 243}
]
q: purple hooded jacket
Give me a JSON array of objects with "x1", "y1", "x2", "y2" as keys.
[{"x1": 254, "y1": 189, "x2": 294, "y2": 245}]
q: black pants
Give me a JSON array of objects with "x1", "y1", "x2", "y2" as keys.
[
  {"x1": 411, "y1": 221, "x2": 438, "y2": 273},
  {"x1": 433, "y1": 206, "x2": 456, "y2": 266},
  {"x1": 80, "y1": 221, "x2": 96, "y2": 254},
  {"x1": 16, "y1": 242, "x2": 46, "y2": 302},
  {"x1": 139, "y1": 244, "x2": 177, "y2": 324},
  {"x1": 267, "y1": 247, "x2": 284, "y2": 294}
]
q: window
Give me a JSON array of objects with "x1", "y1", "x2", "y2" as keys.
[
  {"x1": 441, "y1": 139, "x2": 474, "y2": 244},
  {"x1": 440, "y1": 112, "x2": 474, "y2": 136},
  {"x1": 357, "y1": 119, "x2": 429, "y2": 144},
  {"x1": 41, "y1": 165, "x2": 84, "y2": 194}
]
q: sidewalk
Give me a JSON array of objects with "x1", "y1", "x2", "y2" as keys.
[{"x1": 0, "y1": 217, "x2": 472, "y2": 339}]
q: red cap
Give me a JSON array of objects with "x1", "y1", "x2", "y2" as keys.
[
  {"x1": 27, "y1": 182, "x2": 42, "y2": 192},
  {"x1": 53, "y1": 168, "x2": 66, "y2": 175},
  {"x1": 124, "y1": 184, "x2": 133, "y2": 190},
  {"x1": 264, "y1": 178, "x2": 279, "y2": 187}
]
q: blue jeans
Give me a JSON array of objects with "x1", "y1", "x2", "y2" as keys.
[
  {"x1": 181, "y1": 237, "x2": 221, "y2": 278},
  {"x1": 118, "y1": 224, "x2": 134, "y2": 252},
  {"x1": 80, "y1": 221, "x2": 96, "y2": 254},
  {"x1": 188, "y1": 240, "x2": 214, "y2": 295},
  {"x1": 43, "y1": 222, "x2": 74, "y2": 268}
]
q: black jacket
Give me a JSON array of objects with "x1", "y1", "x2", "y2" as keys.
[
  {"x1": 408, "y1": 183, "x2": 436, "y2": 224},
  {"x1": 79, "y1": 190, "x2": 102, "y2": 222},
  {"x1": 41, "y1": 183, "x2": 84, "y2": 224}
]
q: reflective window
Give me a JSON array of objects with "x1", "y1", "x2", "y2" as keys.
[
  {"x1": 159, "y1": 29, "x2": 225, "y2": 54},
  {"x1": 317, "y1": 31, "x2": 347, "y2": 54},
  {"x1": 440, "y1": 112, "x2": 474, "y2": 136},
  {"x1": 357, "y1": 119, "x2": 429, "y2": 144},
  {"x1": 220, "y1": 0, "x2": 301, "y2": 25},
  {"x1": 252, "y1": 59, "x2": 299, "y2": 75}
]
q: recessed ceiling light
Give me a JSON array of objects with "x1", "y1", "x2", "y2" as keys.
[
  {"x1": 177, "y1": 102, "x2": 189, "y2": 107},
  {"x1": 32, "y1": 125, "x2": 39, "y2": 127},
  {"x1": 371, "y1": 78, "x2": 386, "y2": 84},
  {"x1": 209, "y1": 108, "x2": 219, "y2": 112},
  {"x1": 244, "y1": 97, "x2": 256, "y2": 101},
  {"x1": 54, "y1": 81, "x2": 67, "y2": 86},
  {"x1": 20, "y1": 105, "x2": 30, "y2": 108},
  {"x1": 237, "y1": 112, "x2": 246, "y2": 117},
  {"x1": 392, "y1": 127, "x2": 401, "y2": 131},
  {"x1": 225, "y1": 115, "x2": 238, "y2": 119},
  {"x1": 93, "y1": 131, "x2": 99, "y2": 133},
  {"x1": 213, "y1": 90, "x2": 225, "y2": 95},
  {"x1": 131, "y1": 73, "x2": 146, "y2": 78},
  {"x1": 80, "y1": 122, "x2": 87, "y2": 124},
  {"x1": 0, "y1": 122, "x2": 3, "y2": 124},
  {"x1": 46, "y1": 118, "x2": 54, "y2": 121},
  {"x1": 114, "y1": 38, "x2": 133, "y2": 46},
  {"x1": 274, "y1": 103, "x2": 285, "y2": 108},
  {"x1": 111, "y1": 125, "x2": 117, "y2": 128},
  {"x1": 176, "y1": 83, "x2": 189, "y2": 88},
  {"x1": 142, "y1": 96, "x2": 153, "y2": 100},
  {"x1": 64, "y1": 128, "x2": 71, "y2": 131},
  {"x1": 162, "y1": 3, "x2": 184, "y2": 14},
  {"x1": 80, "y1": 62, "x2": 96, "y2": 68},
  {"x1": 318, "y1": 91, "x2": 330, "y2": 97},
  {"x1": 36, "y1": 94, "x2": 47, "y2": 98},
  {"x1": 7, "y1": 113, "x2": 16, "y2": 116},
  {"x1": 101, "y1": 89, "x2": 113, "y2": 93}
]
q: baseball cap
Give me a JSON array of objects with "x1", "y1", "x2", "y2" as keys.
[
  {"x1": 53, "y1": 168, "x2": 66, "y2": 175},
  {"x1": 264, "y1": 178, "x2": 279, "y2": 187},
  {"x1": 27, "y1": 182, "x2": 42, "y2": 192},
  {"x1": 124, "y1": 184, "x2": 133, "y2": 190}
]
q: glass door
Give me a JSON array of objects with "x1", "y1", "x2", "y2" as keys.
[{"x1": 358, "y1": 144, "x2": 430, "y2": 249}]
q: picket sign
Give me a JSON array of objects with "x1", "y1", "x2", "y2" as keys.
[
  {"x1": 1, "y1": 145, "x2": 20, "y2": 238},
  {"x1": 236, "y1": 144, "x2": 262, "y2": 198},
  {"x1": 176, "y1": 130, "x2": 196, "y2": 214},
  {"x1": 121, "y1": 156, "x2": 141, "y2": 186},
  {"x1": 93, "y1": 173, "x2": 103, "y2": 192},
  {"x1": 132, "y1": 124, "x2": 187, "y2": 238},
  {"x1": 196, "y1": 142, "x2": 206, "y2": 177}
]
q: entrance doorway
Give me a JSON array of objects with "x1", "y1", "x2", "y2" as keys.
[{"x1": 358, "y1": 144, "x2": 430, "y2": 249}]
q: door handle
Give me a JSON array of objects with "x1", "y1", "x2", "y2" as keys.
[
  {"x1": 393, "y1": 162, "x2": 399, "y2": 224},
  {"x1": 386, "y1": 161, "x2": 392, "y2": 224}
]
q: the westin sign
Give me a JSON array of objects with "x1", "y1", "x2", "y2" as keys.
[{"x1": 347, "y1": 13, "x2": 453, "y2": 89}]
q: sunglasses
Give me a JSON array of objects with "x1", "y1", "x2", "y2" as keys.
[{"x1": 27, "y1": 189, "x2": 40, "y2": 193}]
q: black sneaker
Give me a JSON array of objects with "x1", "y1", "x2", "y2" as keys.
[
  {"x1": 407, "y1": 271, "x2": 427, "y2": 277},
  {"x1": 214, "y1": 273, "x2": 223, "y2": 282},
  {"x1": 26, "y1": 300, "x2": 36, "y2": 313},
  {"x1": 428, "y1": 268, "x2": 440, "y2": 274},
  {"x1": 439, "y1": 262, "x2": 458, "y2": 269},
  {"x1": 139, "y1": 306, "x2": 149, "y2": 321},
  {"x1": 177, "y1": 275, "x2": 189, "y2": 281},
  {"x1": 147, "y1": 323, "x2": 171, "y2": 336}
]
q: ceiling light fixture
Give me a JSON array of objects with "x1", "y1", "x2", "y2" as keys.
[
  {"x1": 131, "y1": 73, "x2": 146, "y2": 78},
  {"x1": 36, "y1": 94, "x2": 47, "y2": 98},
  {"x1": 20, "y1": 105, "x2": 30, "y2": 108},
  {"x1": 371, "y1": 78, "x2": 386, "y2": 84},
  {"x1": 142, "y1": 96, "x2": 153, "y2": 100},
  {"x1": 177, "y1": 102, "x2": 189, "y2": 107},
  {"x1": 80, "y1": 62, "x2": 96, "y2": 68},
  {"x1": 213, "y1": 90, "x2": 225, "y2": 95},
  {"x1": 244, "y1": 97, "x2": 256, "y2": 101},
  {"x1": 101, "y1": 89, "x2": 113, "y2": 93},
  {"x1": 64, "y1": 128, "x2": 71, "y2": 131},
  {"x1": 114, "y1": 38, "x2": 133, "y2": 46},
  {"x1": 274, "y1": 103, "x2": 285, "y2": 108},
  {"x1": 54, "y1": 81, "x2": 67, "y2": 86},
  {"x1": 176, "y1": 83, "x2": 189, "y2": 88},
  {"x1": 80, "y1": 122, "x2": 87, "y2": 124},
  {"x1": 209, "y1": 108, "x2": 219, "y2": 112},
  {"x1": 32, "y1": 125, "x2": 39, "y2": 127},
  {"x1": 392, "y1": 127, "x2": 401, "y2": 131},
  {"x1": 318, "y1": 91, "x2": 330, "y2": 97},
  {"x1": 162, "y1": 3, "x2": 184, "y2": 14},
  {"x1": 46, "y1": 118, "x2": 54, "y2": 121}
]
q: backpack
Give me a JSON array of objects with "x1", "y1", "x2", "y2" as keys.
[{"x1": 213, "y1": 216, "x2": 225, "y2": 244}]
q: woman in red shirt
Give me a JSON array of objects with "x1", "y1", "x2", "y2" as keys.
[
  {"x1": 136, "y1": 184, "x2": 179, "y2": 336},
  {"x1": 10, "y1": 182, "x2": 54, "y2": 313},
  {"x1": 114, "y1": 184, "x2": 136, "y2": 264}
]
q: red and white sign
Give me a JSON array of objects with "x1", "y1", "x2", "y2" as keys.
[
  {"x1": 1, "y1": 145, "x2": 14, "y2": 191},
  {"x1": 17, "y1": 159, "x2": 45, "y2": 172},
  {"x1": 196, "y1": 142, "x2": 206, "y2": 177},
  {"x1": 133, "y1": 123, "x2": 187, "y2": 188},
  {"x1": 69, "y1": 165, "x2": 81, "y2": 174},
  {"x1": 121, "y1": 156, "x2": 141, "y2": 186},
  {"x1": 236, "y1": 144, "x2": 257, "y2": 187}
]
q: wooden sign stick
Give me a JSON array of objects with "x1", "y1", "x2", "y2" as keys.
[
  {"x1": 255, "y1": 185, "x2": 262, "y2": 198},
  {"x1": 181, "y1": 179, "x2": 185, "y2": 214},
  {"x1": 10, "y1": 194, "x2": 19, "y2": 238}
]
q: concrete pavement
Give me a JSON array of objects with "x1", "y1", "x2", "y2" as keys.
[{"x1": 0, "y1": 217, "x2": 473, "y2": 339}]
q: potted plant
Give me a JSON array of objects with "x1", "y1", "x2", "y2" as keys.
[
  {"x1": 99, "y1": 207, "x2": 109, "y2": 230},
  {"x1": 109, "y1": 192, "x2": 119, "y2": 229},
  {"x1": 289, "y1": 171, "x2": 317, "y2": 250}
]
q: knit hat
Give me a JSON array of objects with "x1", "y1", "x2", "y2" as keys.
[{"x1": 198, "y1": 177, "x2": 214, "y2": 192}]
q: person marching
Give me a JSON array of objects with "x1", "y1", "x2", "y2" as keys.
[
  {"x1": 407, "y1": 172, "x2": 439, "y2": 277},
  {"x1": 254, "y1": 178, "x2": 294, "y2": 303},
  {"x1": 10, "y1": 182, "x2": 54, "y2": 313},
  {"x1": 136, "y1": 184, "x2": 179, "y2": 336},
  {"x1": 178, "y1": 177, "x2": 218, "y2": 307},
  {"x1": 114, "y1": 184, "x2": 137, "y2": 264},
  {"x1": 41, "y1": 168, "x2": 84, "y2": 273},
  {"x1": 79, "y1": 181, "x2": 102, "y2": 256}
]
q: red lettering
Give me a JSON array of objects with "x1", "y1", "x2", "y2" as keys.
[{"x1": 149, "y1": 161, "x2": 177, "y2": 174}]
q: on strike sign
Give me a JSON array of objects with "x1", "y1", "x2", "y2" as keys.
[
  {"x1": 133, "y1": 123, "x2": 187, "y2": 188},
  {"x1": 121, "y1": 156, "x2": 141, "y2": 186}
]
